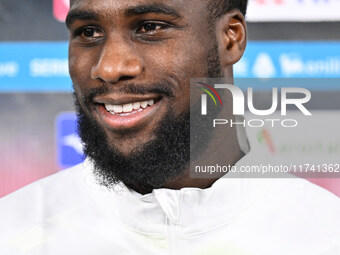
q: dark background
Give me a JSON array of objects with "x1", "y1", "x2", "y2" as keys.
[{"x1": 1, "y1": 0, "x2": 340, "y2": 41}]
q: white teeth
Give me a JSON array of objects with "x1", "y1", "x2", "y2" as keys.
[
  {"x1": 113, "y1": 105, "x2": 123, "y2": 113},
  {"x1": 148, "y1": 99, "x2": 154, "y2": 106},
  {"x1": 133, "y1": 102, "x2": 141, "y2": 110},
  {"x1": 105, "y1": 99, "x2": 156, "y2": 115},
  {"x1": 105, "y1": 104, "x2": 115, "y2": 111},
  {"x1": 141, "y1": 101, "x2": 148, "y2": 109},
  {"x1": 123, "y1": 103, "x2": 133, "y2": 113}
]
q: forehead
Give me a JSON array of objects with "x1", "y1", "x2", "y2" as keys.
[{"x1": 69, "y1": 0, "x2": 206, "y2": 19}]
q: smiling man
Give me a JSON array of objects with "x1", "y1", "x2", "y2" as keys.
[
  {"x1": 66, "y1": 0, "x2": 247, "y2": 194},
  {"x1": 1, "y1": 0, "x2": 340, "y2": 254}
]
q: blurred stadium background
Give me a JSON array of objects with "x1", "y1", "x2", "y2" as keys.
[{"x1": 1, "y1": 0, "x2": 340, "y2": 197}]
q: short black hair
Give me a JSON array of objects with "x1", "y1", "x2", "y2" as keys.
[{"x1": 208, "y1": 0, "x2": 248, "y2": 19}]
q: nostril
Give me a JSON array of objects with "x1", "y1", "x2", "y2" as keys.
[{"x1": 119, "y1": 76, "x2": 135, "y2": 82}]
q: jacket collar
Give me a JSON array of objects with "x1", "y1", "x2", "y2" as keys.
[{"x1": 81, "y1": 124, "x2": 266, "y2": 236}]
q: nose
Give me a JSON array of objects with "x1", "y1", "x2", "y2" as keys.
[{"x1": 91, "y1": 38, "x2": 144, "y2": 83}]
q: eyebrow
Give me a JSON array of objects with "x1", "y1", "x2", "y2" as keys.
[
  {"x1": 125, "y1": 4, "x2": 181, "y2": 18},
  {"x1": 65, "y1": 3, "x2": 182, "y2": 29},
  {"x1": 65, "y1": 10, "x2": 99, "y2": 28}
]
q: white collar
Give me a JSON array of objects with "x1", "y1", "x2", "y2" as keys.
[{"x1": 81, "y1": 122, "x2": 266, "y2": 236}]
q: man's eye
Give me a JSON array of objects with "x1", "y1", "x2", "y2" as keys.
[
  {"x1": 75, "y1": 27, "x2": 104, "y2": 40},
  {"x1": 138, "y1": 23, "x2": 166, "y2": 34}
]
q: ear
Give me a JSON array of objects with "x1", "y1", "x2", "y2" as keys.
[{"x1": 216, "y1": 9, "x2": 247, "y2": 67}]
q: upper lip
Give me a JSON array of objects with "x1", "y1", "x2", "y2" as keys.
[{"x1": 94, "y1": 95, "x2": 161, "y2": 105}]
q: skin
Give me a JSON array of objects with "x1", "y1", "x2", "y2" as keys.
[{"x1": 67, "y1": 0, "x2": 247, "y2": 193}]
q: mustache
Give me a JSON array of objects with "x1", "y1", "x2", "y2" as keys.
[{"x1": 75, "y1": 81, "x2": 175, "y2": 106}]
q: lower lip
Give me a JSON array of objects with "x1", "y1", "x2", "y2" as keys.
[{"x1": 96, "y1": 101, "x2": 162, "y2": 130}]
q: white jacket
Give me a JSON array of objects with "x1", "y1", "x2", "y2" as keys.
[{"x1": 1, "y1": 152, "x2": 340, "y2": 255}]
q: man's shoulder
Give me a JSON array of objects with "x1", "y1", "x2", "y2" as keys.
[
  {"x1": 1, "y1": 163, "x2": 85, "y2": 203},
  {"x1": 0, "y1": 163, "x2": 126, "y2": 254},
  {"x1": 260, "y1": 177, "x2": 340, "y2": 239},
  {"x1": 0, "y1": 163, "x2": 90, "y2": 246}
]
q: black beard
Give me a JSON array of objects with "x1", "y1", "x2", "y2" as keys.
[
  {"x1": 75, "y1": 97, "x2": 191, "y2": 191},
  {"x1": 74, "y1": 42, "x2": 222, "y2": 192}
]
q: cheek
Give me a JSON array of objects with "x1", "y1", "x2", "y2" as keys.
[
  {"x1": 139, "y1": 38, "x2": 209, "y2": 114},
  {"x1": 145, "y1": 39, "x2": 207, "y2": 78},
  {"x1": 68, "y1": 47, "x2": 100, "y2": 115},
  {"x1": 69, "y1": 46, "x2": 97, "y2": 90}
]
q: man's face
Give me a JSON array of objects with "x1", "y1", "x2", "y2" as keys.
[{"x1": 67, "y1": 0, "x2": 223, "y2": 190}]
